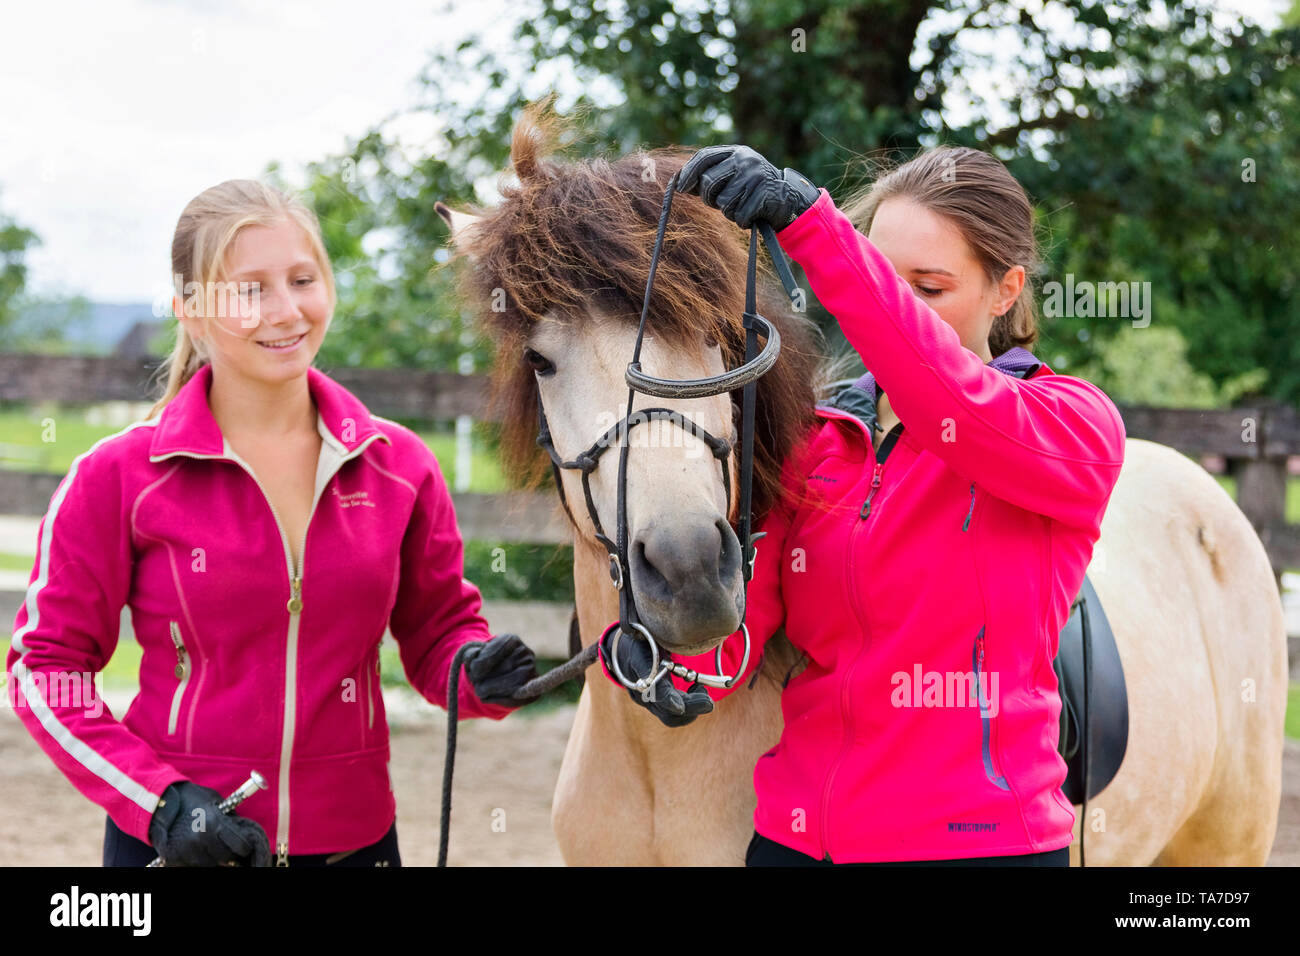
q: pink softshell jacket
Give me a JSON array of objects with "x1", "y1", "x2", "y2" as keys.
[
  {"x1": 600, "y1": 189, "x2": 1127, "y2": 862},
  {"x1": 8, "y1": 363, "x2": 513, "y2": 860}
]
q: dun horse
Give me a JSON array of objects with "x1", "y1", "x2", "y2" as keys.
[{"x1": 438, "y1": 110, "x2": 1287, "y2": 866}]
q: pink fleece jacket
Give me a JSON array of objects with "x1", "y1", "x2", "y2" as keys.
[
  {"x1": 8, "y1": 363, "x2": 512, "y2": 859},
  {"x1": 600, "y1": 189, "x2": 1126, "y2": 862}
]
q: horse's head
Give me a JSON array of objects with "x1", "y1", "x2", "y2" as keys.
[{"x1": 438, "y1": 106, "x2": 822, "y2": 655}]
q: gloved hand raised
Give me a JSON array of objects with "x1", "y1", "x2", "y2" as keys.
[
  {"x1": 464, "y1": 633, "x2": 542, "y2": 708},
  {"x1": 676, "y1": 145, "x2": 821, "y2": 231},
  {"x1": 597, "y1": 623, "x2": 714, "y2": 728},
  {"x1": 148, "y1": 780, "x2": 271, "y2": 867}
]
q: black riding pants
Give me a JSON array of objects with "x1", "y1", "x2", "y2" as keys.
[
  {"x1": 745, "y1": 831, "x2": 1070, "y2": 867},
  {"x1": 102, "y1": 814, "x2": 402, "y2": 867}
]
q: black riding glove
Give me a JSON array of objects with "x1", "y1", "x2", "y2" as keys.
[
  {"x1": 464, "y1": 634, "x2": 542, "y2": 708},
  {"x1": 677, "y1": 145, "x2": 821, "y2": 231},
  {"x1": 598, "y1": 625, "x2": 714, "y2": 728},
  {"x1": 148, "y1": 780, "x2": 271, "y2": 867}
]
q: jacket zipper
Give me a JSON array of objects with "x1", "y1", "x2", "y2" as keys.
[
  {"x1": 220, "y1": 433, "x2": 386, "y2": 867},
  {"x1": 221, "y1": 451, "x2": 303, "y2": 868},
  {"x1": 369, "y1": 648, "x2": 379, "y2": 731},
  {"x1": 973, "y1": 627, "x2": 1010, "y2": 790},
  {"x1": 166, "y1": 621, "x2": 190, "y2": 738},
  {"x1": 964, "y1": 481, "x2": 1008, "y2": 790},
  {"x1": 858, "y1": 461, "x2": 884, "y2": 520},
  {"x1": 356, "y1": 658, "x2": 368, "y2": 741},
  {"x1": 820, "y1": 440, "x2": 893, "y2": 861}
]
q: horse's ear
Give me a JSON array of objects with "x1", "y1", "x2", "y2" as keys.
[{"x1": 435, "y1": 202, "x2": 483, "y2": 245}]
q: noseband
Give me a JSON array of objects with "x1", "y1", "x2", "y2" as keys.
[{"x1": 534, "y1": 172, "x2": 802, "y2": 692}]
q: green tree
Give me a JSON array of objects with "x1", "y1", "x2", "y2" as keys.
[
  {"x1": 1003, "y1": 6, "x2": 1300, "y2": 401},
  {"x1": 1074, "y1": 324, "x2": 1267, "y2": 408},
  {"x1": 290, "y1": 0, "x2": 1299, "y2": 405},
  {"x1": 265, "y1": 130, "x2": 500, "y2": 373},
  {"x1": 0, "y1": 192, "x2": 40, "y2": 345}
]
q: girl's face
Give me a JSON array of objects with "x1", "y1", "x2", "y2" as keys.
[
  {"x1": 867, "y1": 197, "x2": 1024, "y2": 363},
  {"x1": 178, "y1": 218, "x2": 331, "y2": 386}
]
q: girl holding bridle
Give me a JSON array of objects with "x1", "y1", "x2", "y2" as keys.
[{"x1": 598, "y1": 144, "x2": 1126, "y2": 867}]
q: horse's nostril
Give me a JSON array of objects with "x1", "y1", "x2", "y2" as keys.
[
  {"x1": 716, "y1": 518, "x2": 741, "y2": 582},
  {"x1": 634, "y1": 539, "x2": 670, "y2": 597}
]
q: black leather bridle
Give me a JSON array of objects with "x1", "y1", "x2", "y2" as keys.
[{"x1": 533, "y1": 172, "x2": 803, "y2": 692}]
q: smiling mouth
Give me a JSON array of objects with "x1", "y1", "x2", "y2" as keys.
[{"x1": 257, "y1": 333, "x2": 306, "y2": 349}]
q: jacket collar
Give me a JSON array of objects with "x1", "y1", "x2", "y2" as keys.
[
  {"x1": 818, "y1": 346, "x2": 1049, "y2": 436},
  {"x1": 148, "y1": 363, "x2": 391, "y2": 461}
]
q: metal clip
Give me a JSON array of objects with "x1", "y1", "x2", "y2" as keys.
[{"x1": 745, "y1": 531, "x2": 767, "y2": 581}]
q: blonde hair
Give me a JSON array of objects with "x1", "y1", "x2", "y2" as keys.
[
  {"x1": 842, "y1": 146, "x2": 1040, "y2": 356},
  {"x1": 145, "y1": 179, "x2": 336, "y2": 419}
]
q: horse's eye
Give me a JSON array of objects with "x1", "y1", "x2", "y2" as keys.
[
  {"x1": 524, "y1": 347, "x2": 555, "y2": 376},
  {"x1": 704, "y1": 333, "x2": 719, "y2": 349}
]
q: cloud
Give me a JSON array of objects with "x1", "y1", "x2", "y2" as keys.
[{"x1": 0, "y1": 0, "x2": 510, "y2": 301}]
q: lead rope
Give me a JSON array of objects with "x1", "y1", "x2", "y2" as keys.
[{"x1": 439, "y1": 641, "x2": 599, "y2": 866}]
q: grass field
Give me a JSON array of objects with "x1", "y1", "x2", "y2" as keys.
[
  {"x1": 0, "y1": 553, "x2": 31, "y2": 572},
  {"x1": 0, "y1": 404, "x2": 510, "y2": 493}
]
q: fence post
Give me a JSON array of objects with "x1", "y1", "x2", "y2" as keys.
[
  {"x1": 1230, "y1": 401, "x2": 1289, "y2": 589},
  {"x1": 454, "y1": 353, "x2": 474, "y2": 493}
]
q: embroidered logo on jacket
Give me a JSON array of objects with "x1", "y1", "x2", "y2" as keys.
[{"x1": 332, "y1": 487, "x2": 375, "y2": 509}]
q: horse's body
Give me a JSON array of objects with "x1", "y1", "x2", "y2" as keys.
[
  {"x1": 439, "y1": 106, "x2": 1287, "y2": 866},
  {"x1": 555, "y1": 437, "x2": 1288, "y2": 865}
]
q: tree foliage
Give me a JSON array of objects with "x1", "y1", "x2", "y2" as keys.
[
  {"x1": 0, "y1": 193, "x2": 41, "y2": 347},
  {"x1": 280, "y1": 0, "x2": 1299, "y2": 404}
]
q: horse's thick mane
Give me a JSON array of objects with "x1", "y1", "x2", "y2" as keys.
[{"x1": 447, "y1": 102, "x2": 829, "y2": 526}]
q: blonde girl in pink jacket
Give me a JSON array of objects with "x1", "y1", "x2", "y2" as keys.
[{"x1": 9, "y1": 180, "x2": 540, "y2": 866}]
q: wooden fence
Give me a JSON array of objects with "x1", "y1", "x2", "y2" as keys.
[{"x1": 3, "y1": 355, "x2": 1299, "y2": 652}]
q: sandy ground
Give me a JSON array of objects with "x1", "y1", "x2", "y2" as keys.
[
  {"x1": 0, "y1": 689, "x2": 571, "y2": 867},
  {"x1": 2, "y1": 688, "x2": 1297, "y2": 867}
]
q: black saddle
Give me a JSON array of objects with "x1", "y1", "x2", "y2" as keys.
[{"x1": 1053, "y1": 573, "x2": 1128, "y2": 806}]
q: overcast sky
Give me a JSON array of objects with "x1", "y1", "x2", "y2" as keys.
[{"x1": 0, "y1": 0, "x2": 1289, "y2": 305}]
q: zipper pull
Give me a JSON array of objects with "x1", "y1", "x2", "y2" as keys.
[
  {"x1": 169, "y1": 622, "x2": 187, "y2": 679},
  {"x1": 276, "y1": 843, "x2": 289, "y2": 867},
  {"x1": 962, "y1": 482, "x2": 976, "y2": 531},
  {"x1": 286, "y1": 574, "x2": 303, "y2": 615},
  {"x1": 858, "y1": 462, "x2": 884, "y2": 520},
  {"x1": 975, "y1": 628, "x2": 989, "y2": 709}
]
